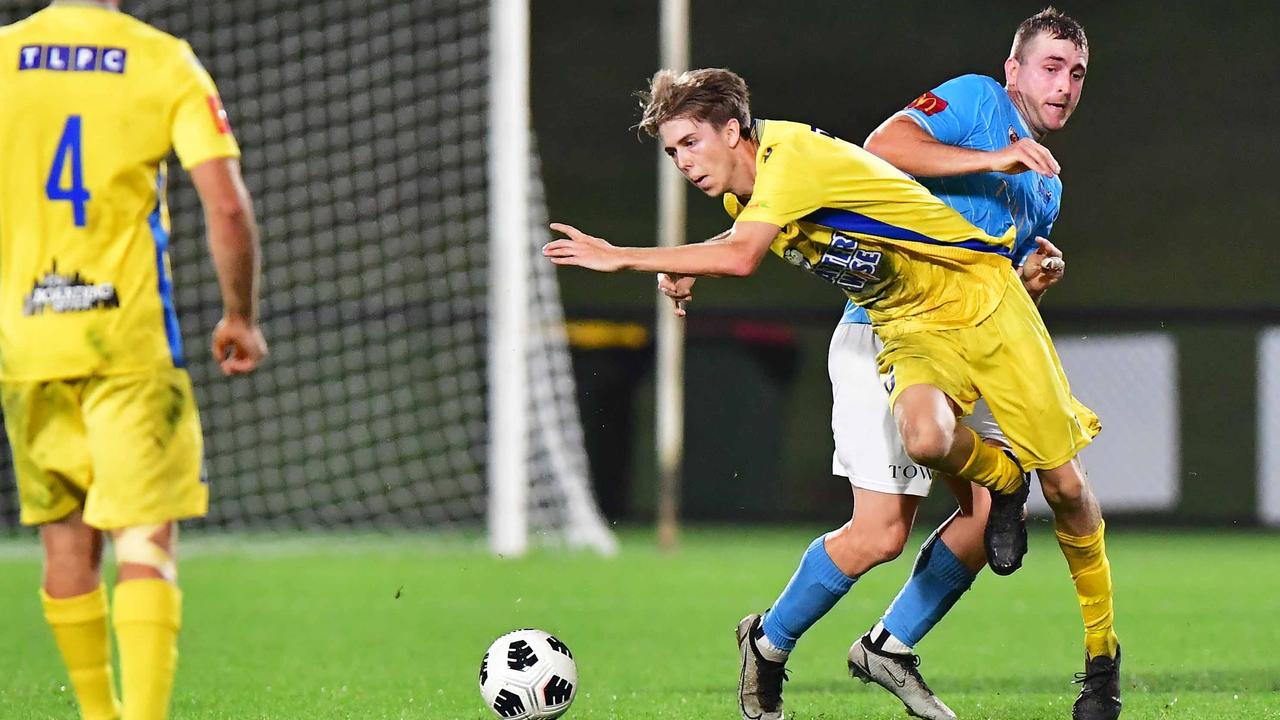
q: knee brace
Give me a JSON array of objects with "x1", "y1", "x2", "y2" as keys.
[{"x1": 113, "y1": 524, "x2": 176, "y2": 581}]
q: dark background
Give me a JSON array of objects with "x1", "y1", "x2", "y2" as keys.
[
  {"x1": 0, "y1": 2, "x2": 1273, "y2": 529},
  {"x1": 531, "y1": 2, "x2": 1280, "y2": 524},
  {"x1": 535, "y1": 1, "x2": 1277, "y2": 312}
]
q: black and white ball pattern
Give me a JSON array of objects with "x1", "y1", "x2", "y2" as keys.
[{"x1": 479, "y1": 629, "x2": 578, "y2": 720}]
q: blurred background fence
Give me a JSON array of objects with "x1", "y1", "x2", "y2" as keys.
[{"x1": 1, "y1": 1, "x2": 1275, "y2": 531}]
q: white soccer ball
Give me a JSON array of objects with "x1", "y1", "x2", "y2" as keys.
[{"x1": 479, "y1": 628, "x2": 578, "y2": 719}]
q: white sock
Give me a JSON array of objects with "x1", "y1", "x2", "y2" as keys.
[
  {"x1": 754, "y1": 628, "x2": 790, "y2": 663},
  {"x1": 868, "y1": 621, "x2": 913, "y2": 655}
]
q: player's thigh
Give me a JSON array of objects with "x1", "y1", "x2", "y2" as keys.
[
  {"x1": 878, "y1": 327, "x2": 980, "y2": 420},
  {"x1": 829, "y1": 323, "x2": 933, "y2": 496},
  {"x1": 971, "y1": 290, "x2": 1101, "y2": 470},
  {"x1": 0, "y1": 379, "x2": 93, "y2": 525},
  {"x1": 962, "y1": 398, "x2": 1009, "y2": 447},
  {"x1": 79, "y1": 369, "x2": 207, "y2": 530}
]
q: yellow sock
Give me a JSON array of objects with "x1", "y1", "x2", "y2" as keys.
[
  {"x1": 41, "y1": 584, "x2": 122, "y2": 720},
  {"x1": 956, "y1": 427, "x2": 1024, "y2": 494},
  {"x1": 1056, "y1": 521, "x2": 1120, "y2": 659},
  {"x1": 113, "y1": 579, "x2": 182, "y2": 720}
]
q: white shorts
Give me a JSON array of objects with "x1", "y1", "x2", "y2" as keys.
[{"x1": 828, "y1": 323, "x2": 1008, "y2": 497}]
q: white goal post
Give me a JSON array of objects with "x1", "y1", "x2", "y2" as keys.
[
  {"x1": 655, "y1": 0, "x2": 690, "y2": 550},
  {"x1": 488, "y1": 0, "x2": 617, "y2": 556}
]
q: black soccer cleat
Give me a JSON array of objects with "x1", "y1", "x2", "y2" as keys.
[
  {"x1": 984, "y1": 449, "x2": 1031, "y2": 576},
  {"x1": 1072, "y1": 646, "x2": 1122, "y2": 720},
  {"x1": 735, "y1": 613, "x2": 788, "y2": 720}
]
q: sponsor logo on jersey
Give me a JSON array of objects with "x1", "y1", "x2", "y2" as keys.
[
  {"x1": 1038, "y1": 176, "x2": 1054, "y2": 203},
  {"x1": 18, "y1": 45, "x2": 126, "y2": 73},
  {"x1": 906, "y1": 91, "x2": 948, "y2": 116},
  {"x1": 206, "y1": 95, "x2": 232, "y2": 134},
  {"x1": 24, "y1": 262, "x2": 119, "y2": 316},
  {"x1": 812, "y1": 231, "x2": 884, "y2": 292}
]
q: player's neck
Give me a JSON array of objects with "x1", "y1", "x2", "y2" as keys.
[
  {"x1": 728, "y1": 138, "x2": 760, "y2": 198},
  {"x1": 1004, "y1": 87, "x2": 1048, "y2": 141}
]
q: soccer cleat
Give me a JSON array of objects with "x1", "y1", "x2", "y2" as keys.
[
  {"x1": 735, "y1": 613, "x2": 788, "y2": 720},
  {"x1": 848, "y1": 634, "x2": 956, "y2": 720},
  {"x1": 1072, "y1": 646, "x2": 1122, "y2": 720},
  {"x1": 984, "y1": 449, "x2": 1032, "y2": 576}
]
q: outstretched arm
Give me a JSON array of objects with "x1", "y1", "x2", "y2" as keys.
[
  {"x1": 543, "y1": 222, "x2": 779, "y2": 278},
  {"x1": 864, "y1": 114, "x2": 1060, "y2": 178}
]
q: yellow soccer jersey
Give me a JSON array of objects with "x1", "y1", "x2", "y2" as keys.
[
  {"x1": 0, "y1": 2, "x2": 240, "y2": 381},
  {"x1": 725, "y1": 120, "x2": 1018, "y2": 337}
]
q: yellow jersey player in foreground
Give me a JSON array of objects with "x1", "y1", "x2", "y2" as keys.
[
  {"x1": 544, "y1": 68, "x2": 1117, "y2": 720},
  {"x1": 0, "y1": 2, "x2": 265, "y2": 719}
]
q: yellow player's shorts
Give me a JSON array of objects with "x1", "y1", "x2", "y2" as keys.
[
  {"x1": 879, "y1": 271, "x2": 1101, "y2": 471},
  {"x1": 1, "y1": 368, "x2": 206, "y2": 529}
]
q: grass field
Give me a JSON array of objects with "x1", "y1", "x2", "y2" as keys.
[{"x1": 2, "y1": 526, "x2": 1278, "y2": 719}]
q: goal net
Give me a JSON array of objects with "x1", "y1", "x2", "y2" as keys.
[{"x1": 0, "y1": 0, "x2": 616, "y2": 553}]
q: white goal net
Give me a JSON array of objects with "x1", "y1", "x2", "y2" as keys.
[{"x1": 0, "y1": 0, "x2": 616, "y2": 554}]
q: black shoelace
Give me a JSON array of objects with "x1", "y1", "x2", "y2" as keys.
[
  {"x1": 1072, "y1": 658, "x2": 1116, "y2": 692},
  {"x1": 756, "y1": 663, "x2": 791, "y2": 710}
]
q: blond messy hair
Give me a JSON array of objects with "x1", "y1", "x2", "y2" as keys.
[{"x1": 634, "y1": 68, "x2": 751, "y2": 138}]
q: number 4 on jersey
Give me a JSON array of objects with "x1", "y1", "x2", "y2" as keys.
[{"x1": 46, "y1": 115, "x2": 91, "y2": 227}]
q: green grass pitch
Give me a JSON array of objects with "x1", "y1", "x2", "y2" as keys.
[{"x1": 1, "y1": 526, "x2": 1278, "y2": 719}]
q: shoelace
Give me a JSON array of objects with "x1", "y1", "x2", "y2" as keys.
[
  {"x1": 902, "y1": 653, "x2": 931, "y2": 688},
  {"x1": 755, "y1": 665, "x2": 791, "y2": 710},
  {"x1": 1072, "y1": 659, "x2": 1115, "y2": 690}
]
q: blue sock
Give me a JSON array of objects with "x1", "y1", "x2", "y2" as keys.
[
  {"x1": 881, "y1": 531, "x2": 976, "y2": 647},
  {"x1": 761, "y1": 535, "x2": 857, "y2": 651}
]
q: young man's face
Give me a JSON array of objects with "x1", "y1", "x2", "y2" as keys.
[
  {"x1": 658, "y1": 116, "x2": 743, "y2": 197},
  {"x1": 1006, "y1": 33, "x2": 1088, "y2": 135}
]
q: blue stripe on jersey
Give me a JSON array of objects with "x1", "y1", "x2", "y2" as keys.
[
  {"x1": 841, "y1": 301, "x2": 871, "y2": 325},
  {"x1": 148, "y1": 169, "x2": 186, "y2": 368},
  {"x1": 803, "y1": 207, "x2": 1013, "y2": 257}
]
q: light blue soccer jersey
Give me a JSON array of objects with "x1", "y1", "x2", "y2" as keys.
[{"x1": 840, "y1": 74, "x2": 1062, "y2": 325}]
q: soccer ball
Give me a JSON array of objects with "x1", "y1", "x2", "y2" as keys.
[{"x1": 479, "y1": 628, "x2": 578, "y2": 719}]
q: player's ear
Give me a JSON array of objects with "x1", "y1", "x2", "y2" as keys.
[
  {"x1": 724, "y1": 118, "x2": 741, "y2": 147},
  {"x1": 1004, "y1": 56, "x2": 1020, "y2": 88}
]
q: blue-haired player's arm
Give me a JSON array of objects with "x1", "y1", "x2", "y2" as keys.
[{"x1": 864, "y1": 75, "x2": 1060, "y2": 179}]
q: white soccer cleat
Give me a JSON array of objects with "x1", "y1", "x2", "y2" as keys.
[
  {"x1": 848, "y1": 635, "x2": 956, "y2": 720},
  {"x1": 736, "y1": 613, "x2": 788, "y2": 720}
]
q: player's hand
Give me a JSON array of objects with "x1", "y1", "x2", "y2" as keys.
[
  {"x1": 989, "y1": 138, "x2": 1060, "y2": 177},
  {"x1": 1020, "y1": 236, "x2": 1065, "y2": 296},
  {"x1": 211, "y1": 316, "x2": 267, "y2": 375},
  {"x1": 543, "y1": 223, "x2": 626, "y2": 272},
  {"x1": 658, "y1": 273, "x2": 696, "y2": 317}
]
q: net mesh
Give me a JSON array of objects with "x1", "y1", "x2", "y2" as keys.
[{"x1": 0, "y1": 0, "x2": 613, "y2": 547}]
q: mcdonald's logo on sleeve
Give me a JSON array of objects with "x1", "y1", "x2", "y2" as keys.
[{"x1": 906, "y1": 91, "x2": 948, "y2": 116}]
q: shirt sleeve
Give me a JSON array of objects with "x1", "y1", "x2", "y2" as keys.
[
  {"x1": 899, "y1": 74, "x2": 997, "y2": 146},
  {"x1": 169, "y1": 41, "x2": 241, "y2": 170},
  {"x1": 734, "y1": 138, "x2": 824, "y2": 227}
]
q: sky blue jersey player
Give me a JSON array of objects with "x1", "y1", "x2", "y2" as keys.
[
  {"x1": 829, "y1": 10, "x2": 1120, "y2": 720},
  {"x1": 839, "y1": 73, "x2": 1061, "y2": 326},
  {"x1": 653, "y1": 10, "x2": 1117, "y2": 720}
]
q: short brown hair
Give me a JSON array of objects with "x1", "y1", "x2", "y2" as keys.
[
  {"x1": 635, "y1": 68, "x2": 751, "y2": 138},
  {"x1": 1010, "y1": 7, "x2": 1088, "y2": 61}
]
